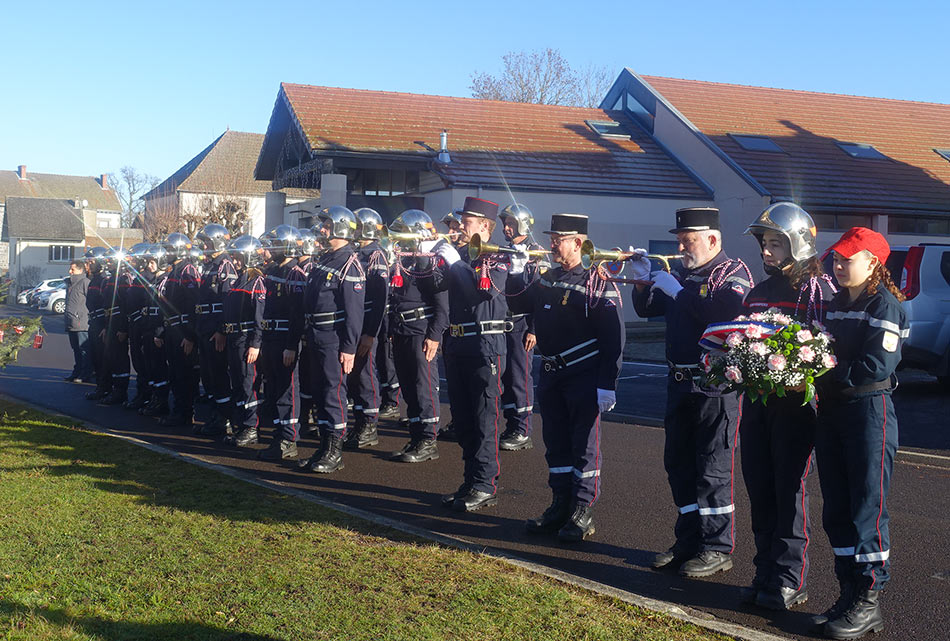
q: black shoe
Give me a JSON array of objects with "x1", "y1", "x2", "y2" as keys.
[
  {"x1": 679, "y1": 551, "x2": 733, "y2": 577},
  {"x1": 652, "y1": 545, "x2": 692, "y2": 570},
  {"x1": 738, "y1": 575, "x2": 768, "y2": 605},
  {"x1": 810, "y1": 581, "x2": 856, "y2": 630},
  {"x1": 441, "y1": 484, "x2": 471, "y2": 508},
  {"x1": 395, "y1": 438, "x2": 438, "y2": 463},
  {"x1": 159, "y1": 413, "x2": 193, "y2": 428},
  {"x1": 85, "y1": 389, "x2": 109, "y2": 401},
  {"x1": 122, "y1": 395, "x2": 149, "y2": 410},
  {"x1": 258, "y1": 439, "x2": 298, "y2": 461},
  {"x1": 377, "y1": 403, "x2": 400, "y2": 420},
  {"x1": 198, "y1": 419, "x2": 230, "y2": 437},
  {"x1": 300, "y1": 435, "x2": 344, "y2": 473},
  {"x1": 98, "y1": 391, "x2": 128, "y2": 406},
  {"x1": 227, "y1": 427, "x2": 259, "y2": 447},
  {"x1": 452, "y1": 489, "x2": 497, "y2": 512},
  {"x1": 67, "y1": 377, "x2": 84, "y2": 383},
  {"x1": 438, "y1": 422, "x2": 457, "y2": 442},
  {"x1": 343, "y1": 422, "x2": 379, "y2": 450},
  {"x1": 756, "y1": 586, "x2": 808, "y2": 610},
  {"x1": 557, "y1": 503, "x2": 595, "y2": 542},
  {"x1": 823, "y1": 590, "x2": 883, "y2": 640},
  {"x1": 64, "y1": 373, "x2": 79, "y2": 381},
  {"x1": 499, "y1": 430, "x2": 533, "y2": 451},
  {"x1": 526, "y1": 493, "x2": 572, "y2": 534}
]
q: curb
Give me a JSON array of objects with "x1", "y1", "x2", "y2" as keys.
[{"x1": 2, "y1": 392, "x2": 791, "y2": 641}]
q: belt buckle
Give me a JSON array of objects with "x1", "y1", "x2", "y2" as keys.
[
  {"x1": 195, "y1": 305, "x2": 202, "y2": 314},
  {"x1": 673, "y1": 370, "x2": 686, "y2": 383},
  {"x1": 450, "y1": 325, "x2": 462, "y2": 338},
  {"x1": 543, "y1": 361, "x2": 554, "y2": 372},
  {"x1": 504, "y1": 320, "x2": 514, "y2": 332}
]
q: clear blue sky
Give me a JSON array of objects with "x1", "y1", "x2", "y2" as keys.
[{"x1": 2, "y1": 0, "x2": 945, "y2": 184}]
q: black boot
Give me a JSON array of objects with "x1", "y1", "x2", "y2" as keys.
[
  {"x1": 499, "y1": 429, "x2": 533, "y2": 451},
  {"x1": 525, "y1": 492, "x2": 572, "y2": 534},
  {"x1": 823, "y1": 590, "x2": 883, "y2": 640},
  {"x1": 557, "y1": 502, "x2": 595, "y2": 542},
  {"x1": 810, "y1": 580, "x2": 856, "y2": 630},
  {"x1": 199, "y1": 412, "x2": 231, "y2": 437},
  {"x1": 394, "y1": 438, "x2": 439, "y2": 463},
  {"x1": 226, "y1": 427, "x2": 258, "y2": 447},
  {"x1": 301, "y1": 434, "x2": 344, "y2": 473},
  {"x1": 99, "y1": 389, "x2": 128, "y2": 406},
  {"x1": 679, "y1": 550, "x2": 733, "y2": 577},
  {"x1": 438, "y1": 421, "x2": 457, "y2": 441},
  {"x1": 123, "y1": 394, "x2": 149, "y2": 410},
  {"x1": 258, "y1": 438, "x2": 298, "y2": 461},
  {"x1": 159, "y1": 413, "x2": 193, "y2": 428},
  {"x1": 141, "y1": 395, "x2": 169, "y2": 416},
  {"x1": 342, "y1": 419, "x2": 379, "y2": 450},
  {"x1": 85, "y1": 388, "x2": 109, "y2": 401},
  {"x1": 756, "y1": 585, "x2": 808, "y2": 610},
  {"x1": 377, "y1": 402, "x2": 399, "y2": 420}
]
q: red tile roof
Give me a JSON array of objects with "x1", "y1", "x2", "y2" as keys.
[
  {"x1": 260, "y1": 84, "x2": 710, "y2": 198},
  {"x1": 643, "y1": 75, "x2": 950, "y2": 213}
]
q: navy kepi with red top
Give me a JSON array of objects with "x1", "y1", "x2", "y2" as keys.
[
  {"x1": 460, "y1": 196, "x2": 499, "y2": 220},
  {"x1": 825, "y1": 226, "x2": 890, "y2": 264},
  {"x1": 669, "y1": 207, "x2": 720, "y2": 234},
  {"x1": 544, "y1": 213, "x2": 588, "y2": 235}
]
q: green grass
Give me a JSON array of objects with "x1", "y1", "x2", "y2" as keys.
[{"x1": 0, "y1": 400, "x2": 730, "y2": 641}]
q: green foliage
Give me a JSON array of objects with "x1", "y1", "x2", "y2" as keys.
[{"x1": 0, "y1": 316, "x2": 44, "y2": 368}]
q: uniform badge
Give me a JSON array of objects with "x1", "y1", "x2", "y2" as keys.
[
  {"x1": 699, "y1": 284, "x2": 709, "y2": 298},
  {"x1": 882, "y1": 331, "x2": 899, "y2": 353}
]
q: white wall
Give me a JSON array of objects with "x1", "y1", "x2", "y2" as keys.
[{"x1": 9, "y1": 239, "x2": 82, "y2": 288}]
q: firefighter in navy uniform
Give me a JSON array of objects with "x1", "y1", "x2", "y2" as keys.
[
  {"x1": 298, "y1": 206, "x2": 365, "y2": 473},
  {"x1": 294, "y1": 227, "x2": 320, "y2": 437},
  {"x1": 159, "y1": 232, "x2": 201, "y2": 428},
  {"x1": 811, "y1": 228, "x2": 907, "y2": 641},
  {"x1": 83, "y1": 247, "x2": 110, "y2": 400},
  {"x1": 737, "y1": 203, "x2": 837, "y2": 610},
  {"x1": 255, "y1": 225, "x2": 307, "y2": 461},
  {"x1": 436, "y1": 197, "x2": 509, "y2": 512},
  {"x1": 520, "y1": 214, "x2": 623, "y2": 542},
  {"x1": 139, "y1": 245, "x2": 171, "y2": 417},
  {"x1": 631, "y1": 207, "x2": 752, "y2": 577},
  {"x1": 98, "y1": 248, "x2": 134, "y2": 405},
  {"x1": 498, "y1": 203, "x2": 547, "y2": 451},
  {"x1": 342, "y1": 208, "x2": 390, "y2": 449},
  {"x1": 122, "y1": 243, "x2": 157, "y2": 411},
  {"x1": 375, "y1": 316, "x2": 401, "y2": 419},
  {"x1": 385, "y1": 210, "x2": 450, "y2": 463},
  {"x1": 221, "y1": 236, "x2": 267, "y2": 447},
  {"x1": 193, "y1": 224, "x2": 238, "y2": 437}
]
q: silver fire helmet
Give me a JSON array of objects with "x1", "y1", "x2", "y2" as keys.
[
  {"x1": 195, "y1": 223, "x2": 231, "y2": 253},
  {"x1": 162, "y1": 232, "x2": 192, "y2": 260},
  {"x1": 499, "y1": 203, "x2": 534, "y2": 237},
  {"x1": 317, "y1": 206, "x2": 358, "y2": 241},
  {"x1": 745, "y1": 202, "x2": 818, "y2": 262},
  {"x1": 354, "y1": 207, "x2": 384, "y2": 241},
  {"x1": 389, "y1": 209, "x2": 436, "y2": 238},
  {"x1": 227, "y1": 235, "x2": 265, "y2": 268},
  {"x1": 260, "y1": 224, "x2": 300, "y2": 257}
]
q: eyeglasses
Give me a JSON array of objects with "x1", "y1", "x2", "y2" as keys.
[{"x1": 550, "y1": 235, "x2": 577, "y2": 246}]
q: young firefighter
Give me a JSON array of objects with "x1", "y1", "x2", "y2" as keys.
[
  {"x1": 737, "y1": 203, "x2": 836, "y2": 610},
  {"x1": 122, "y1": 243, "x2": 158, "y2": 411},
  {"x1": 812, "y1": 227, "x2": 907, "y2": 640}
]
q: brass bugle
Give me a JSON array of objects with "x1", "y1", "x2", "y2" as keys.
[
  {"x1": 382, "y1": 229, "x2": 456, "y2": 245},
  {"x1": 468, "y1": 236, "x2": 551, "y2": 262},
  {"x1": 580, "y1": 239, "x2": 682, "y2": 272}
]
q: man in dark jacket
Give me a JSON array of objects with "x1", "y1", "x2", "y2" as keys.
[{"x1": 65, "y1": 260, "x2": 91, "y2": 382}]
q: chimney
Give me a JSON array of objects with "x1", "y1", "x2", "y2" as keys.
[
  {"x1": 437, "y1": 130, "x2": 451, "y2": 164},
  {"x1": 17, "y1": 165, "x2": 27, "y2": 180},
  {"x1": 100, "y1": 173, "x2": 109, "y2": 189}
]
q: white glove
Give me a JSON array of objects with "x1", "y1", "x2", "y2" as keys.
[
  {"x1": 597, "y1": 388, "x2": 616, "y2": 414},
  {"x1": 508, "y1": 244, "x2": 528, "y2": 275},
  {"x1": 418, "y1": 239, "x2": 438, "y2": 253},
  {"x1": 627, "y1": 246, "x2": 651, "y2": 280},
  {"x1": 650, "y1": 270, "x2": 683, "y2": 299},
  {"x1": 435, "y1": 243, "x2": 461, "y2": 266}
]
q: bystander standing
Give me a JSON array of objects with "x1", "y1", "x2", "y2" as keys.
[{"x1": 65, "y1": 260, "x2": 91, "y2": 382}]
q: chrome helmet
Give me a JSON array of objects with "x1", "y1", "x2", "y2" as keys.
[
  {"x1": 227, "y1": 235, "x2": 265, "y2": 268},
  {"x1": 143, "y1": 243, "x2": 169, "y2": 268},
  {"x1": 195, "y1": 223, "x2": 231, "y2": 253},
  {"x1": 389, "y1": 209, "x2": 436, "y2": 239},
  {"x1": 83, "y1": 246, "x2": 109, "y2": 262},
  {"x1": 354, "y1": 207, "x2": 385, "y2": 241},
  {"x1": 260, "y1": 224, "x2": 300, "y2": 258},
  {"x1": 317, "y1": 206, "x2": 358, "y2": 241},
  {"x1": 296, "y1": 227, "x2": 317, "y2": 255},
  {"x1": 745, "y1": 201, "x2": 818, "y2": 263},
  {"x1": 440, "y1": 210, "x2": 461, "y2": 229},
  {"x1": 162, "y1": 232, "x2": 192, "y2": 260},
  {"x1": 499, "y1": 203, "x2": 534, "y2": 237},
  {"x1": 128, "y1": 242, "x2": 151, "y2": 269}
]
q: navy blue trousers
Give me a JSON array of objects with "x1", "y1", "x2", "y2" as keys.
[
  {"x1": 198, "y1": 331, "x2": 231, "y2": 414},
  {"x1": 347, "y1": 340, "x2": 380, "y2": 421},
  {"x1": 227, "y1": 334, "x2": 260, "y2": 430},
  {"x1": 376, "y1": 332, "x2": 400, "y2": 407},
  {"x1": 392, "y1": 334, "x2": 440, "y2": 439},
  {"x1": 501, "y1": 319, "x2": 534, "y2": 436},
  {"x1": 664, "y1": 381, "x2": 740, "y2": 555},
  {"x1": 309, "y1": 335, "x2": 348, "y2": 438},
  {"x1": 259, "y1": 339, "x2": 299, "y2": 442},
  {"x1": 816, "y1": 392, "x2": 897, "y2": 590},
  {"x1": 164, "y1": 326, "x2": 198, "y2": 417}
]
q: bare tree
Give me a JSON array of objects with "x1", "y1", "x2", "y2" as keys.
[
  {"x1": 110, "y1": 166, "x2": 160, "y2": 228},
  {"x1": 142, "y1": 196, "x2": 181, "y2": 242},
  {"x1": 470, "y1": 49, "x2": 613, "y2": 108}
]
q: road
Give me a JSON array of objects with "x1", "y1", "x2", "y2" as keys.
[{"x1": 1, "y1": 305, "x2": 948, "y2": 641}]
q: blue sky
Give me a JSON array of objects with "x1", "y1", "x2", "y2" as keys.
[{"x1": 2, "y1": 0, "x2": 945, "y2": 183}]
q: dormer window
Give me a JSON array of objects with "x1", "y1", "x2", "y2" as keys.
[
  {"x1": 729, "y1": 134, "x2": 785, "y2": 153},
  {"x1": 836, "y1": 142, "x2": 889, "y2": 160},
  {"x1": 586, "y1": 120, "x2": 630, "y2": 139}
]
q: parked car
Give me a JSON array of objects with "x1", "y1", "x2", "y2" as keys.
[
  {"x1": 35, "y1": 282, "x2": 68, "y2": 314},
  {"x1": 17, "y1": 278, "x2": 66, "y2": 306}
]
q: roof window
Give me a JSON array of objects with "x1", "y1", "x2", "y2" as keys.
[
  {"x1": 729, "y1": 134, "x2": 785, "y2": 153},
  {"x1": 935, "y1": 149, "x2": 950, "y2": 163},
  {"x1": 836, "y1": 142, "x2": 889, "y2": 160},
  {"x1": 586, "y1": 120, "x2": 630, "y2": 138}
]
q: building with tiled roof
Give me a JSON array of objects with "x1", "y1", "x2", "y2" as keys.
[{"x1": 143, "y1": 130, "x2": 321, "y2": 238}]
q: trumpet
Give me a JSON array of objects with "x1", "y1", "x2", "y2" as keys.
[
  {"x1": 468, "y1": 236, "x2": 551, "y2": 262},
  {"x1": 580, "y1": 240, "x2": 682, "y2": 282}
]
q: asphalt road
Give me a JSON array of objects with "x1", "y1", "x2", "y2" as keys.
[{"x1": 2, "y1": 306, "x2": 948, "y2": 641}]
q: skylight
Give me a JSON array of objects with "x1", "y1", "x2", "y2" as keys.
[
  {"x1": 935, "y1": 149, "x2": 950, "y2": 163},
  {"x1": 586, "y1": 120, "x2": 630, "y2": 138},
  {"x1": 836, "y1": 142, "x2": 889, "y2": 160},
  {"x1": 729, "y1": 134, "x2": 785, "y2": 153}
]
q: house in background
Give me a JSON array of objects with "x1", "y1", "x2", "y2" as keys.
[
  {"x1": 0, "y1": 165, "x2": 122, "y2": 270},
  {"x1": 142, "y1": 130, "x2": 321, "y2": 238},
  {"x1": 3, "y1": 197, "x2": 84, "y2": 287}
]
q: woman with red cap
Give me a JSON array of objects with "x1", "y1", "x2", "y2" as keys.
[{"x1": 813, "y1": 227, "x2": 907, "y2": 639}]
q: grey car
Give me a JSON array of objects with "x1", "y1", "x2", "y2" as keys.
[{"x1": 894, "y1": 244, "x2": 950, "y2": 386}]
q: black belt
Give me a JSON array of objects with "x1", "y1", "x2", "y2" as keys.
[
  {"x1": 261, "y1": 319, "x2": 290, "y2": 331},
  {"x1": 397, "y1": 306, "x2": 433, "y2": 323},
  {"x1": 90, "y1": 310, "x2": 105, "y2": 320},
  {"x1": 668, "y1": 362, "x2": 701, "y2": 383},
  {"x1": 223, "y1": 321, "x2": 256, "y2": 334},
  {"x1": 305, "y1": 311, "x2": 345, "y2": 327},
  {"x1": 508, "y1": 312, "x2": 529, "y2": 321},
  {"x1": 448, "y1": 319, "x2": 511, "y2": 338},
  {"x1": 827, "y1": 378, "x2": 895, "y2": 399},
  {"x1": 128, "y1": 310, "x2": 143, "y2": 323},
  {"x1": 164, "y1": 314, "x2": 181, "y2": 327},
  {"x1": 540, "y1": 338, "x2": 599, "y2": 372},
  {"x1": 104, "y1": 306, "x2": 121, "y2": 317},
  {"x1": 195, "y1": 303, "x2": 223, "y2": 315},
  {"x1": 143, "y1": 306, "x2": 160, "y2": 317}
]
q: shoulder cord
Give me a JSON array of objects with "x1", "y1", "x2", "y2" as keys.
[
  {"x1": 795, "y1": 273, "x2": 838, "y2": 324},
  {"x1": 586, "y1": 268, "x2": 622, "y2": 316},
  {"x1": 708, "y1": 258, "x2": 755, "y2": 293}
]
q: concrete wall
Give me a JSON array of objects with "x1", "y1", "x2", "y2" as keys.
[{"x1": 9, "y1": 238, "x2": 83, "y2": 288}]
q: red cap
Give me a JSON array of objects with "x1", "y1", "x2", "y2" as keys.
[{"x1": 824, "y1": 227, "x2": 890, "y2": 264}]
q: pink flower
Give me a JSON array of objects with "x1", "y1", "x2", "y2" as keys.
[
  {"x1": 725, "y1": 332, "x2": 744, "y2": 348},
  {"x1": 745, "y1": 324, "x2": 764, "y2": 339},
  {"x1": 796, "y1": 330, "x2": 814, "y2": 342},
  {"x1": 774, "y1": 314, "x2": 793, "y2": 326},
  {"x1": 749, "y1": 313, "x2": 764, "y2": 322},
  {"x1": 767, "y1": 353, "x2": 787, "y2": 371},
  {"x1": 822, "y1": 353, "x2": 837, "y2": 368},
  {"x1": 750, "y1": 342, "x2": 768, "y2": 356},
  {"x1": 799, "y1": 345, "x2": 816, "y2": 362},
  {"x1": 724, "y1": 366, "x2": 743, "y2": 383}
]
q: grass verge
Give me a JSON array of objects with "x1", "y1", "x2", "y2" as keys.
[{"x1": 0, "y1": 400, "x2": 730, "y2": 641}]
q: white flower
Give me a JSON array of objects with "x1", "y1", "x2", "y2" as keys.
[
  {"x1": 726, "y1": 332, "x2": 744, "y2": 348},
  {"x1": 750, "y1": 313, "x2": 764, "y2": 321},
  {"x1": 822, "y1": 353, "x2": 837, "y2": 368},
  {"x1": 745, "y1": 324, "x2": 765, "y2": 339},
  {"x1": 799, "y1": 345, "x2": 816, "y2": 362},
  {"x1": 750, "y1": 342, "x2": 768, "y2": 356},
  {"x1": 774, "y1": 314, "x2": 793, "y2": 326},
  {"x1": 767, "y1": 354, "x2": 787, "y2": 371},
  {"x1": 724, "y1": 366, "x2": 743, "y2": 383},
  {"x1": 796, "y1": 330, "x2": 814, "y2": 342}
]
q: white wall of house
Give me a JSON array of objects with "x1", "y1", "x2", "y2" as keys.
[{"x1": 8, "y1": 238, "x2": 83, "y2": 288}]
